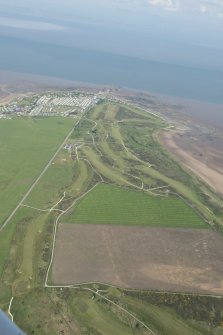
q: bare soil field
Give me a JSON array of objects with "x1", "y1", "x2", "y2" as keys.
[
  {"x1": 53, "y1": 224, "x2": 223, "y2": 294},
  {"x1": 161, "y1": 130, "x2": 223, "y2": 195}
]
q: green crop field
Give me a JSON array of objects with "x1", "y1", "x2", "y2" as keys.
[
  {"x1": 0, "y1": 117, "x2": 74, "y2": 226},
  {"x1": 65, "y1": 183, "x2": 207, "y2": 228}
]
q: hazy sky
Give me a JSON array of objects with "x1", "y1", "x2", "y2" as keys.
[{"x1": 0, "y1": 0, "x2": 223, "y2": 70}]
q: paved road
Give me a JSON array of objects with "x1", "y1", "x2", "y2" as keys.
[{"x1": 0, "y1": 127, "x2": 74, "y2": 233}]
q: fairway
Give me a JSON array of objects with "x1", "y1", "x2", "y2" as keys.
[
  {"x1": 0, "y1": 117, "x2": 73, "y2": 226},
  {"x1": 1, "y1": 99, "x2": 222, "y2": 335},
  {"x1": 65, "y1": 183, "x2": 207, "y2": 228}
]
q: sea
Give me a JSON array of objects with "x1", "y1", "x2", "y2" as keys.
[{"x1": 0, "y1": 35, "x2": 223, "y2": 105}]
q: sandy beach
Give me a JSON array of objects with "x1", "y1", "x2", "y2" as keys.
[{"x1": 161, "y1": 130, "x2": 223, "y2": 195}]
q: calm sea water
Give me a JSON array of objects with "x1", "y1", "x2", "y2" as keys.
[{"x1": 0, "y1": 35, "x2": 223, "y2": 104}]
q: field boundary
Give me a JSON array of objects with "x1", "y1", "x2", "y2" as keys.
[
  {"x1": 0, "y1": 128, "x2": 73, "y2": 232},
  {"x1": 0, "y1": 115, "x2": 84, "y2": 233}
]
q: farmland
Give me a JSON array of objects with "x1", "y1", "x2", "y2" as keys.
[
  {"x1": 0, "y1": 117, "x2": 74, "y2": 226},
  {"x1": 53, "y1": 224, "x2": 223, "y2": 294},
  {"x1": 65, "y1": 183, "x2": 206, "y2": 228},
  {"x1": 0, "y1": 95, "x2": 223, "y2": 335}
]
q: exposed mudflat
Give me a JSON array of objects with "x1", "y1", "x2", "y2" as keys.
[{"x1": 161, "y1": 128, "x2": 223, "y2": 195}]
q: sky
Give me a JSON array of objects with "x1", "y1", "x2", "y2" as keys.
[
  {"x1": 2, "y1": 0, "x2": 223, "y2": 20},
  {"x1": 0, "y1": 0, "x2": 223, "y2": 70},
  {"x1": 147, "y1": 0, "x2": 223, "y2": 16},
  {"x1": 2, "y1": 0, "x2": 223, "y2": 14}
]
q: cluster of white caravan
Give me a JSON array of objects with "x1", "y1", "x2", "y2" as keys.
[
  {"x1": 37, "y1": 95, "x2": 93, "y2": 109},
  {"x1": 30, "y1": 105, "x2": 43, "y2": 116}
]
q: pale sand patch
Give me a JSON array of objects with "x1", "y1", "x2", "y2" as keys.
[
  {"x1": 162, "y1": 131, "x2": 223, "y2": 194},
  {"x1": 0, "y1": 84, "x2": 27, "y2": 105}
]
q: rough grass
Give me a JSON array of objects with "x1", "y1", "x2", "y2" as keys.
[
  {"x1": 25, "y1": 150, "x2": 74, "y2": 208},
  {"x1": 0, "y1": 217, "x2": 17, "y2": 276},
  {"x1": 0, "y1": 206, "x2": 34, "y2": 278},
  {"x1": 69, "y1": 291, "x2": 133, "y2": 335},
  {"x1": 70, "y1": 288, "x2": 217, "y2": 335},
  {"x1": 12, "y1": 288, "x2": 77, "y2": 335},
  {"x1": 121, "y1": 294, "x2": 208, "y2": 335},
  {"x1": 65, "y1": 184, "x2": 207, "y2": 228}
]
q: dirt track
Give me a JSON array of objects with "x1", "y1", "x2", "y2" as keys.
[
  {"x1": 53, "y1": 224, "x2": 223, "y2": 294},
  {"x1": 161, "y1": 130, "x2": 223, "y2": 195}
]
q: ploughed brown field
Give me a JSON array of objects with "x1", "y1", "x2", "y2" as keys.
[{"x1": 52, "y1": 224, "x2": 223, "y2": 294}]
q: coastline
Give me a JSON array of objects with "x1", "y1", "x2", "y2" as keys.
[
  {"x1": 160, "y1": 130, "x2": 223, "y2": 195},
  {"x1": 1, "y1": 71, "x2": 223, "y2": 195},
  {"x1": 0, "y1": 69, "x2": 223, "y2": 131}
]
